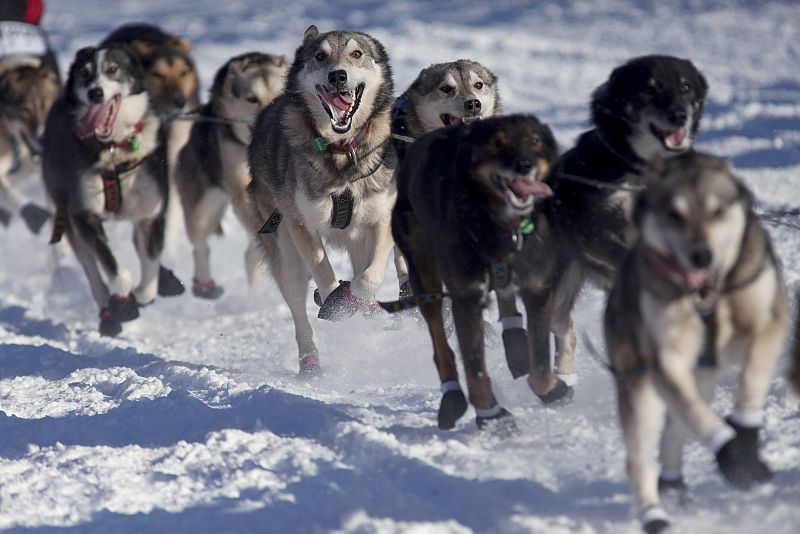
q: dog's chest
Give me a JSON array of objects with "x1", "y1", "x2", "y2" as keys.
[
  {"x1": 79, "y1": 153, "x2": 162, "y2": 221},
  {"x1": 294, "y1": 181, "x2": 394, "y2": 238},
  {"x1": 219, "y1": 139, "x2": 250, "y2": 192}
]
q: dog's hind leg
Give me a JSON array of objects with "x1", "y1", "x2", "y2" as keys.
[
  {"x1": 65, "y1": 229, "x2": 109, "y2": 308},
  {"x1": 230, "y1": 190, "x2": 263, "y2": 286},
  {"x1": 551, "y1": 261, "x2": 583, "y2": 392},
  {"x1": 392, "y1": 245, "x2": 410, "y2": 296},
  {"x1": 260, "y1": 229, "x2": 320, "y2": 375},
  {"x1": 497, "y1": 292, "x2": 529, "y2": 379},
  {"x1": 618, "y1": 377, "x2": 670, "y2": 534}
]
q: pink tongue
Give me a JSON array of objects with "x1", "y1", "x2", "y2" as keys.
[
  {"x1": 76, "y1": 100, "x2": 115, "y2": 139},
  {"x1": 685, "y1": 269, "x2": 709, "y2": 290},
  {"x1": 665, "y1": 127, "x2": 686, "y2": 147},
  {"x1": 330, "y1": 94, "x2": 352, "y2": 112},
  {"x1": 510, "y1": 180, "x2": 553, "y2": 199}
]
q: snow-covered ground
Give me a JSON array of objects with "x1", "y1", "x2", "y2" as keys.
[{"x1": 2, "y1": 0, "x2": 799, "y2": 532}]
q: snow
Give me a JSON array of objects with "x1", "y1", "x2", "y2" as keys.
[{"x1": 1, "y1": 0, "x2": 799, "y2": 532}]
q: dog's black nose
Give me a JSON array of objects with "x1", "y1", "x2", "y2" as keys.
[
  {"x1": 464, "y1": 99, "x2": 481, "y2": 115},
  {"x1": 172, "y1": 95, "x2": 187, "y2": 109},
  {"x1": 88, "y1": 87, "x2": 104, "y2": 104},
  {"x1": 669, "y1": 108, "x2": 688, "y2": 125},
  {"x1": 690, "y1": 246, "x2": 712, "y2": 269},
  {"x1": 328, "y1": 69, "x2": 348, "y2": 88},
  {"x1": 514, "y1": 159, "x2": 533, "y2": 174}
]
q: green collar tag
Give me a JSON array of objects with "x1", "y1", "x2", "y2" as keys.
[
  {"x1": 519, "y1": 217, "x2": 535, "y2": 235},
  {"x1": 129, "y1": 136, "x2": 140, "y2": 152},
  {"x1": 312, "y1": 137, "x2": 329, "y2": 152}
]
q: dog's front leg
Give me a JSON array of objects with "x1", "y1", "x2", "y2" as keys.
[
  {"x1": 450, "y1": 286, "x2": 515, "y2": 433},
  {"x1": 132, "y1": 217, "x2": 162, "y2": 305},
  {"x1": 285, "y1": 217, "x2": 338, "y2": 300},
  {"x1": 350, "y1": 219, "x2": 394, "y2": 301},
  {"x1": 616, "y1": 376, "x2": 670, "y2": 533}
]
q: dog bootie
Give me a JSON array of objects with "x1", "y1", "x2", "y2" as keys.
[
  {"x1": 299, "y1": 354, "x2": 321, "y2": 377},
  {"x1": 658, "y1": 473, "x2": 689, "y2": 506},
  {"x1": 20, "y1": 203, "x2": 51, "y2": 234},
  {"x1": 158, "y1": 266, "x2": 186, "y2": 296},
  {"x1": 475, "y1": 405, "x2": 518, "y2": 437},
  {"x1": 500, "y1": 314, "x2": 529, "y2": 379},
  {"x1": 715, "y1": 428, "x2": 772, "y2": 489},
  {"x1": 535, "y1": 378, "x2": 574, "y2": 405},
  {"x1": 98, "y1": 293, "x2": 139, "y2": 337},
  {"x1": 437, "y1": 381, "x2": 468, "y2": 430},
  {"x1": 192, "y1": 278, "x2": 224, "y2": 300},
  {"x1": 640, "y1": 505, "x2": 670, "y2": 534},
  {"x1": 317, "y1": 281, "x2": 362, "y2": 321}
]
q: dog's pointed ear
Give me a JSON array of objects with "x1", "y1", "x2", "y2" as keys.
[
  {"x1": 304, "y1": 25, "x2": 320, "y2": 43},
  {"x1": 172, "y1": 35, "x2": 193, "y2": 54},
  {"x1": 273, "y1": 55, "x2": 288, "y2": 67}
]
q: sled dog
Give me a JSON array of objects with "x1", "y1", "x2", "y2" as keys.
[
  {"x1": 175, "y1": 52, "x2": 288, "y2": 298},
  {"x1": 604, "y1": 152, "x2": 787, "y2": 533},
  {"x1": 518, "y1": 55, "x2": 708, "y2": 401},
  {"x1": 248, "y1": 25, "x2": 400, "y2": 375},
  {"x1": 42, "y1": 44, "x2": 182, "y2": 336},
  {"x1": 392, "y1": 115, "x2": 558, "y2": 431}
]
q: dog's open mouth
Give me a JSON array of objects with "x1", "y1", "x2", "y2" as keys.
[
  {"x1": 440, "y1": 113, "x2": 480, "y2": 126},
  {"x1": 317, "y1": 83, "x2": 365, "y2": 134},
  {"x1": 491, "y1": 168, "x2": 553, "y2": 212},
  {"x1": 76, "y1": 94, "x2": 121, "y2": 140},
  {"x1": 650, "y1": 123, "x2": 688, "y2": 151}
]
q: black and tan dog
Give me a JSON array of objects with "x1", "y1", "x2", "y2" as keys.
[
  {"x1": 518, "y1": 55, "x2": 708, "y2": 402},
  {"x1": 391, "y1": 115, "x2": 557, "y2": 431}
]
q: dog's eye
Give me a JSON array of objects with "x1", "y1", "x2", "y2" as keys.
[
  {"x1": 529, "y1": 135, "x2": 541, "y2": 147},
  {"x1": 106, "y1": 64, "x2": 118, "y2": 75},
  {"x1": 474, "y1": 81, "x2": 484, "y2": 90},
  {"x1": 179, "y1": 70, "x2": 191, "y2": 78},
  {"x1": 351, "y1": 50, "x2": 363, "y2": 59},
  {"x1": 80, "y1": 66, "x2": 91, "y2": 78},
  {"x1": 680, "y1": 82, "x2": 691, "y2": 94},
  {"x1": 711, "y1": 206, "x2": 726, "y2": 219},
  {"x1": 315, "y1": 52, "x2": 327, "y2": 61},
  {"x1": 150, "y1": 72, "x2": 166, "y2": 82},
  {"x1": 246, "y1": 96, "x2": 259, "y2": 104},
  {"x1": 439, "y1": 85, "x2": 452, "y2": 94}
]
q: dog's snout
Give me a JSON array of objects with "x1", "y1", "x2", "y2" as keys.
[
  {"x1": 514, "y1": 159, "x2": 533, "y2": 175},
  {"x1": 669, "y1": 108, "x2": 687, "y2": 126},
  {"x1": 328, "y1": 69, "x2": 348, "y2": 88},
  {"x1": 172, "y1": 95, "x2": 187, "y2": 109},
  {"x1": 690, "y1": 245, "x2": 712, "y2": 269},
  {"x1": 88, "y1": 87, "x2": 104, "y2": 104},
  {"x1": 464, "y1": 99, "x2": 481, "y2": 115}
]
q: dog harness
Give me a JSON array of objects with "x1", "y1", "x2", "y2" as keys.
[{"x1": 50, "y1": 123, "x2": 145, "y2": 243}]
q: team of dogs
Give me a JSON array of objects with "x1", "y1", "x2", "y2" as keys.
[{"x1": 1, "y1": 22, "x2": 798, "y2": 532}]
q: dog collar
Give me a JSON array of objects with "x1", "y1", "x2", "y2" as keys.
[
  {"x1": 312, "y1": 121, "x2": 373, "y2": 166},
  {"x1": 109, "y1": 121, "x2": 143, "y2": 151}
]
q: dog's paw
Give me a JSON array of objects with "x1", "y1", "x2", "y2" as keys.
[
  {"x1": 192, "y1": 278, "x2": 224, "y2": 300},
  {"x1": 502, "y1": 327, "x2": 529, "y2": 379},
  {"x1": 640, "y1": 505, "x2": 670, "y2": 534},
  {"x1": 298, "y1": 355, "x2": 322, "y2": 377},
  {"x1": 437, "y1": 389, "x2": 468, "y2": 430},
  {"x1": 20, "y1": 203, "x2": 51, "y2": 234},
  {"x1": 476, "y1": 406, "x2": 518, "y2": 437},
  {"x1": 109, "y1": 293, "x2": 140, "y2": 323},
  {"x1": 535, "y1": 378, "x2": 574, "y2": 405},
  {"x1": 715, "y1": 433, "x2": 772, "y2": 489},
  {"x1": 658, "y1": 476, "x2": 689, "y2": 507},
  {"x1": 317, "y1": 281, "x2": 361, "y2": 321},
  {"x1": 158, "y1": 266, "x2": 186, "y2": 297}
]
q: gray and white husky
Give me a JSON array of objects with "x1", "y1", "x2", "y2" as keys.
[
  {"x1": 42, "y1": 44, "x2": 182, "y2": 337},
  {"x1": 248, "y1": 25, "x2": 402, "y2": 375},
  {"x1": 604, "y1": 152, "x2": 788, "y2": 533},
  {"x1": 174, "y1": 52, "x2": 288, "y2": 298}
]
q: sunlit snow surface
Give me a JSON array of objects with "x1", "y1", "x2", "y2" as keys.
[{"x1": 1, "y1": 1, "x2": 799, "y2": 532}]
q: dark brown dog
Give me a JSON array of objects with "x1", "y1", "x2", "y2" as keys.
[{"x1": 391, "y1": 115, "x2": 558, "y2": 431}]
